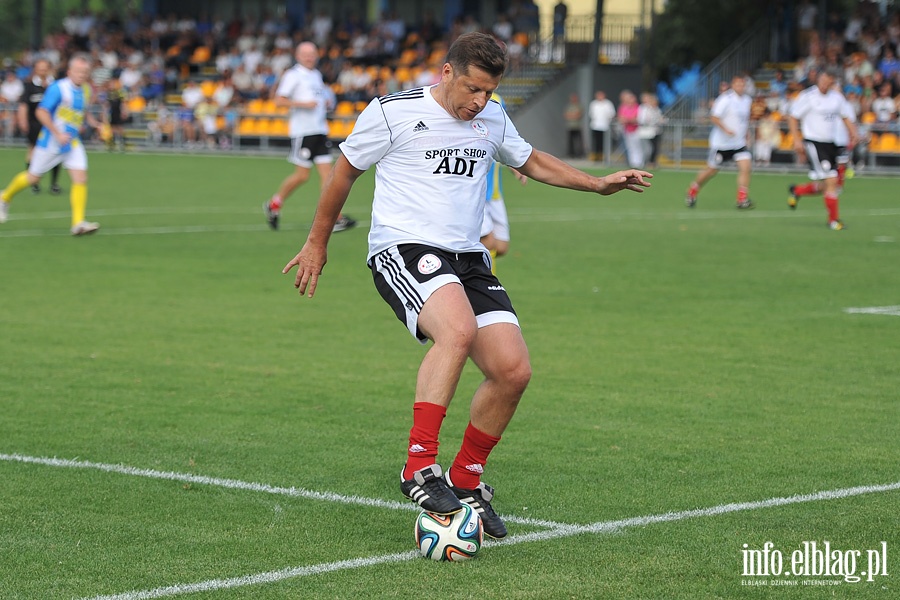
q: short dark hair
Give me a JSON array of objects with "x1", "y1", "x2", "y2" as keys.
[{"x1": 446, "y1": 32, "x2": 508, "y2": 78}]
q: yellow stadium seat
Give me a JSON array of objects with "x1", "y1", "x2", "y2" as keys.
[
  {"x1": 328, "y1": 120, "x2": 345, "y2": 139},
  {"x1": 127, "y1": 96, "x2": 146, "y2": 113},
  {"x1": 238, "y1": 118, "x2": 257, "y2": 135},
  {"x1": 334, "y1": 101, "x2": 354, "y2": 116},
  {"x1": 354, "y1": 101, "x2": 368, "y2": 113},
  {"x1": 200, "y1": 80, "x2": 216, "y2": 98},
  {"x1": 262, "y1": 100, "x2": 277, "y2": 115},
  {"x1": 878, "y1": 133, "x2": 899, "y2": 152},
  {"x1": 861, "y1": 112, "x2": 876, "y2": 124},
  {"x1": 247, "y1": 99, "x2": 264, "y2": 114},
  {"x1": 868, "y1": 133, "x2": 880, "y2": 151},
  {"x1": 779, "y1": 132, "x2": 793, "y2": 150},
  {"x1": 272, "y1": 119, "x2": 289, "y2": 136},
  {"x1": 190, "y1": 46, "x2": 211, "y2": 64}
]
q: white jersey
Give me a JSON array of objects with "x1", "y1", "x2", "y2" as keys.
[
  {"x1": 339, "y1": 86, "x2": 533, "y2": 261},
  {"x1": 275, "y1": 64, "x2": 328, "y2": 137},
  {"x1": 708, "y1": 90, "x2": 751, "y2": 150},
  {"x1": 833, "y1": 96, "x2": 856, "y2": 147},
  {"x1": 790, "y1": 86, "x2": 855, "y2": 143}
]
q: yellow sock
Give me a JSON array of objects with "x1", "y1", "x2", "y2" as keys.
[
  {"x1": 1, "y1": 171, "x2": 32, "y2": 203},
  {"x1": 489, "y1": 249, "x2": 498, "y2": 275},
  {"x1": 70, "y1": 183, "x2": 87, "y2": 226}
]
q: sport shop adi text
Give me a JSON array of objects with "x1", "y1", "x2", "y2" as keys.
[{"x1": 741, "y1": 541, "x2": 888, "y2": 583}]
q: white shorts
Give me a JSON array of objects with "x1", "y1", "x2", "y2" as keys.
[
  {"x1": 29, "y1": 141, "x2": 88, "y2": 174},
  {"x1": 480, "y1": 197, "x2": 510, "y2": 241}
]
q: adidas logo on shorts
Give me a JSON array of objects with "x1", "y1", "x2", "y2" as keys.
[{"x1": 413, "y1": 121, "x2": 429, "y2": 132}]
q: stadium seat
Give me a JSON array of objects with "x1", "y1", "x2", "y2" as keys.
[
  {"x1": 272, "y1": 119, "x2": 289, "y2": 136},
  {"x1": 334, "y1": 101, "x2": 354, "y2": 116},
  {"x1": 200, "y1": 80, "x2": 216, "y2": 98},
  {"x1": 354, "y1": 101, "x2": 368, "y2": 113},
  {"x1": 238, "y1": 118, "x2": 257, "y2": 135},
  {"x1": 779, "y1": 132, "x2": 793, "y2": 150},
  {"x1": 861, "y1": 112, "x2": 876, "y2": 124},
  {"x1": 262, "y1": 100, "x2": 277, "y2": 115},
  {"x1": 878, "y1": 133, "x2": 899, "y2": 153},
  {"x1": 127, "y1": 96, "x2": 146, "y2": 113},
  {"x1": 190, "y1": 46, "x2": 211, "y2": 64},
  {"x1": 247, "y1": 99, "x2": 264, "y2": 114},
  {"x1": 869, "y1": 133, "x2": 880, "y2": 152}
]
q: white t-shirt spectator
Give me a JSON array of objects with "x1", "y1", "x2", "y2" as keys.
[
  {"x1": 181, "y1": 83, "x2": 204, "y2": 109},
  {"x1": 0, "y1": 74, "x2": 24, "y2": 102},
  {"x1": 588, "y1": 97, "x2": 616, "y2": 132}
]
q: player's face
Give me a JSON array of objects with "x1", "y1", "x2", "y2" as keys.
[
  {"x1": 816, "y1": 73, "x2": 834, "y2": 94},
  {"x1": 441, "y1": 64, "x2": 501, "y2": 121},
  {"x1": 732, "y1": 78, "x2": 746, "y2": 96},
  {"x1": 296, "y1": 44, "x2": 318, "y2": 69},
  {"x1": 68, "y1": 60, "x2": 91, "y2": 86},
  {"x1": 33, "y1": 61, "x2": 50, "y2": 81}
]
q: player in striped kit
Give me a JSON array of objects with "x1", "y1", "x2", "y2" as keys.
[{"x1": 0, "y1": 54, "x2": 100, "y2": 235}]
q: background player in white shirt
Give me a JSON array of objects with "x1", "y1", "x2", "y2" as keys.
[
  {"x1": 282, "y1": 33, "x2": 651, "y2": 539},
  {"x1": 684, "y1": 75, "x2": 754, "y2": 209},
  {"x1": 786, "y1": 70, "x2": 858, "y2": 230},
  {"x1": 263, "y1": 42, "x2": 355, "y2": 232}
]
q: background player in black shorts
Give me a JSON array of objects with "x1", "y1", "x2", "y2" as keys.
[{"x1": 17, "y1": 59, "x2": 61, "y2": 194}]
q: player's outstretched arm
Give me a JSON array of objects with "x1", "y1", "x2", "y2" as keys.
[
  {"x1": 282, "y1": 154, "x2": 365, "y2": 298},
  {"x1": 516, "y1": 149, "x2": 652, "y2": 195}
]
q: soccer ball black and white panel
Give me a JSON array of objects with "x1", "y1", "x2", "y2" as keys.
[{"x1": 414, "y1": 503, "x2": 483, "y2": 561}]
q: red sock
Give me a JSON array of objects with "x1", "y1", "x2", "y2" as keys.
[
  {"x1": 269, "y1": 195, "x2": 283, "y2": 210},
  {"x1": 824, "y1": 193, "x2": 839, "y2": 222},
  {"x1": 737, "y1": 186, "x2": 748, "y2": 202},
  {"x1": 403, "y1": 402, "x2": 446, "y2": 479},
  {"x1": 837, "y1": 164, "x2": 846, "y2": 188},
  {"x1": 794, "y1": 182, "x2": 819, "y2": 196},
  {"x1": 687, "y1": 182, "x2": 699, "y2": 199},
  {"x1": 448, "y1": 423, "x2": 501, "y2": 490}
]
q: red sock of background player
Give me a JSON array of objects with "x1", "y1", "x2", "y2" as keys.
[
  {"x1": 403, "y1": 402, "x2": 446, "y2": 479},
  {"x1": 824, "y1": 193, "x2": 839, "y2": 222},
  {"x1": 737, "y1": 186, "x2": 748, "y2": 203},
  {"x1": 837, "y1": 163, "x2": 847, "y2": 189},
  {"x1": 794, "y1": 182, "x2": 819, "y2": 196},
  {"x1": 448, "y1": 422, "x2": 501, "y2": 490},
  {"x1": 269, "y1": 194, "x2": 283, "y2": 211}
]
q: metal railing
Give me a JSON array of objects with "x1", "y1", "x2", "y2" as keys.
[{"x1": 663, "y1": 18, "x2": 772, "y2": 122}]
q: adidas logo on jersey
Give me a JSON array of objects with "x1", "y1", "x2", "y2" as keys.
[{"x1": 413, "y1": 121, "x2": 429, "y2": 132}]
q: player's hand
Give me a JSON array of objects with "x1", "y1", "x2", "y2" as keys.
[
  {"x1": 282, "y1": 242, "x2": 327, "y2": 298},
  {"x1": 511, "y1": 167, "x2": 528, "y2": 185},
  {"x1": 55, "y1": 132, "x2": 72, "y2": 146},
  {"x1": 597, "y1": 169, "x2": 653, "y2": 195}
]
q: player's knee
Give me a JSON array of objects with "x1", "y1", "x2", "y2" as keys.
[{"x1": 498, "y1": 358, "x2": 532, "y2": 403}]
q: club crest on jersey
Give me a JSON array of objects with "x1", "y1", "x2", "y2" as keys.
[
  {"x1": 471, "y1": 119, "x2": 488, "y2": 137},
  {"x1": 418, "y1": 254, "x2": 442, "y2": 274}
]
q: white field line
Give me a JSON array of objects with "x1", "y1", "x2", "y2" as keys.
[
  {"x1": 844, "y1": 305, "x2": 900, "y2": 316},
  {"x1": 0, "y1": 453, "x2": 566, "y2": 529},
  {"x1": 73, "y1": 480, "x2": 900, "y2": 600}
]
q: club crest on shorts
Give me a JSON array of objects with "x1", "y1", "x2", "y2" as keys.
[
  {"x1": 472, "y1": 119, "x2": 489, "y2": 137},
  {"x1": 418, "y1": 254, "x2": 442, "y2": 274}
]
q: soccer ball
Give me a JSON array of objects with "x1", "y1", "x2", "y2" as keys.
[{"x1": 415, "y1": 503, "x2": 483, "y2": 561}]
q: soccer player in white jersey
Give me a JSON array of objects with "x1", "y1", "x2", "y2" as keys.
[
  {"x1": 282, "y1": 33, "x2": 651, "y2": 539},
  {"x1": 786, "y1": 70, "x2": 858, "y2": 230},
  {"x1": 0, "y1": 55, "x2": 100, "y2": 235},
  {"x1": 684, "y1": 75, "x2": 754, "y2": 209},
  {"x1": 263, "y1": 42, "x2": 355, "y2": 232}
]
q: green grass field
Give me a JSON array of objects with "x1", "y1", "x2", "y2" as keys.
[{"x1": 0, "y1": 147, "x2": 898, "y2": 599}]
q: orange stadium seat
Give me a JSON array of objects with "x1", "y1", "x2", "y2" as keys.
[
  {"x1": 869, "y1": 133, "x2": 880, "y2": 151},
  {"x1": 334, "y1": 101, "x2": 354, "y2": 116},
  {"x1": 861, "y1": 112, "x2": 876, "y2": 124},
  {"x1": 246, "y1": 99, "x2": 265, "y2": 114},
  {"x1": 779, "y1": 132, "x2": 793, "y2": 150},
  {"x1": 127, "y1": 96, "x2": 146, "y2": 113},
  {"x1": 354, "y1": 101, "x2": 368, "y2": 113},
  {"x1": 200, "y1": 80, "x2": 216, "y2": 98},
  {"x1": 262, "y1": 100, "x2": 277, "y2": 115},
  {"x1": 238, "y1": 118, "x2": 257, "y2": 135},
  {"x1": 878, "y1": 133, "x2": 899, "y2": 152},
  {"x1": 271, "y1": 119, "x2": 289, "y2": 136},
  {"x1": 190, "y1": 46, "x2": 211, "y2": 64}
]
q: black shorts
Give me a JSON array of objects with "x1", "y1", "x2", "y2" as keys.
[
  {"x1": 289, "y1": 134, "x2": 332, "y2": 167},
  {"x1": 27, "y1": 122, "x2": 42, "y2": 146},
  {"x1": 706, "y1": 146, "x2": 752, "y2": 168},
  {"x1": 369, "y1": 244, "x2": 518, "y2": 343},
  {"x1": 803, "y1": 139, "x2": 840, "y2": 180}
]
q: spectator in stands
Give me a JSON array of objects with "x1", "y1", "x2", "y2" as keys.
[
  {"x1": 638, "y1": 92, "x2": 664, "y2": 168},
  {"x1": 104, "y1": 79, "x2": 129, "y2": 152},
  {"x1": 770, "y1": 69, "x2": 788, "y2": 97},
  {"x1": 797, "y1": 0, "x2": 819, "y2": 56},
  {"x1": 754, "y1": 108, "x2": 781, "y2": 167},
  {"x1": 231, "y1": 64, "x2": 256, "y2": 100},
  {"x1": 213, "y1": 75, "x2": 235, "y2": 108},
  {"x1": 312, "y1": 11, "x2": 333, "y2": 47},
  {"x1": 563, "y1": 92, "x2": 584, "y2": 158},
  {"x1": 194, "y1": 95, "x2": 219, "y2": 149},
  {"x1": 878, "y1": 46, "x2": 900, "y2": 81},
  {"x1": 871, "y1": 82, "x2": 898, "y2": 126},
  {"x1": 1, "y1": 70, "x2": 24, "y2": 104},
  {"x1": 492, "y1": 13, "x2": 514, "y2": 44},
  {"x1": 618, "y1": 90, "x2": 643, "y2": 168},
  {"x1": 588, "y1": 90, "x2": 616, "y2": 162}
]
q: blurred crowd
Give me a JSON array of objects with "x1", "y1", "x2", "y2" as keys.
[{"x1": 0, "y1": 2, "x2": 548, "y2": 148}]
